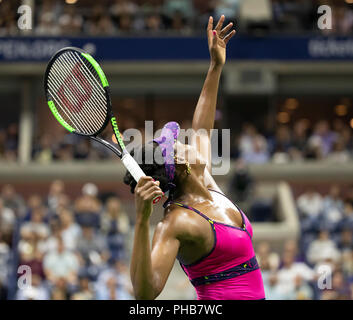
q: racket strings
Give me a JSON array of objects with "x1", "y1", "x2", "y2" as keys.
[
  {"x1": 48, "y1": 65, "x2": 98, "y2": 134},
  {"x1": 47, "y1": 51, "x2": 108, "y2": 135},
  {"x1": 57, "y1": 53, "x2": 106, "y2": 130},
  {"x1": 48, "y1": 60, "x2": 104, "y2": 134},
  {"x1": 55, "y1": 55, "x2": 104, "y2": 130}
]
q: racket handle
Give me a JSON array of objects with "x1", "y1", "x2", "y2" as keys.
[
  {"x1": 121, "y1": 153, "x2": 145, "y2": 182},
  {"x1": 121, "y1": 153, "x2": 161, "y2": 205}
]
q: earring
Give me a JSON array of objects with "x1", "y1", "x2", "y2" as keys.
[{"x1": 185, "y1": 161, "x2": 191, "y2": 175}]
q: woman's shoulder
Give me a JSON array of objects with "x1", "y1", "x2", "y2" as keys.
[{"x1": 160, "y1": 204, "x2": 207, "y2": 241}]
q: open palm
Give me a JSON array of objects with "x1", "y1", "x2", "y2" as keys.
[{"x1": 207, "y1": 15, "x2": 236, "y2": 67}]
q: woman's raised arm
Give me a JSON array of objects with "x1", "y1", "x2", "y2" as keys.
[{"x1": 191, "y1": 15, "x2": 235, "y2": 171}]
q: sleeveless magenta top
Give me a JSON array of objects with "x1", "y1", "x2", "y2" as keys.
[{"x1": 172, "y1": 190, "x2": 265, "y2": 300}]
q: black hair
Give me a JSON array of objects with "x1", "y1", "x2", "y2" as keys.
[{"x1": 123, "y1": 142, "x2": 170, "y2": 194}]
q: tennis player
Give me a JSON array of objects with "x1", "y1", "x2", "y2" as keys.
[{"x1": 124, "y1": 15, "x2": 265, "y2": 300}]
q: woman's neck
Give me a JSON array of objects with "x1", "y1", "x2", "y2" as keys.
[{"x1": 173, "y1": 170, "x2": 212, "y2": 205}]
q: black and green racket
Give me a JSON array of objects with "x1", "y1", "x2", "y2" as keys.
[{"x1": 44, "y1": 47, "x2": 161, "y2": 204}]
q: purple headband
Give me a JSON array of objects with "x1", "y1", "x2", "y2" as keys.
[{"x1": 152, "y1": 121, "x2": 180, "y2": 206}]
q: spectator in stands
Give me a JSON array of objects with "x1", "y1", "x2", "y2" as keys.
[
  {"x1": 18, "y1": 242, "x2": 46, "y2": 281},
  {"x1": 239, "y1": 123, "x2": 269, "y2": 164},
  {"x1": 289, "y1": 274, "x2": 314, "y2": 300},
  {"x1": 16, "y1": 274, "x2": 50, "y2": 300},
  {"x1": 111, "y1": 0, "x2": 138, "y2": 19},
  {"x1": 58, "y1": 208, "x2": 81, "y2": 251},
  {"x1": 20, "y1": 206, "x2": 50, "y2": 250},
  {"x1": 0, "y1": 231, "x2": 10, "y2": 300},
  {"x1": 1, "y1": 184, "x2": 26, "y2": 218},
  {"x1": 145, "y1": 13, "x2": 165, "y2": 32},
  {"x1": 0, "y1": 1, "x2": 18, "y2": 36},
  {"x1": 43, "y1": 236, "x2": 80, "y2": 287},
  {"x1": 272, "y1": 0, "x2": 305, "y2": 31},
  {"x1": 331, "y1": 4, "x2": 353, "y2": 35},
  {"x1": 337, "y1": 228, "x2": 353, "y2": 252},
  {"x1": 271, "y1": 125, "x2": 292, "y2": 163},
  {"x1": 339, "y1": 200, "x2": 353, "y2": 231},
  {"x1": 33, "y1": 134, "x2": 55, "y2": 163},
  {"x1": 320, "y1": 270, "x2": 351, "y2": 300},
  {"x1": 58, "y1": 4, "x2": 83, "y2": 34},
  {"x1": 101, "y1": 196, "x2": 130, "y2": 236},
  {"x1": 50, "y1": 285, "x2": 68, "y2": 300},
  {"x1": 297, "y1": 188, "x2": 324, "y2": 219},
  {"x1": 256, "y1": 241, "x2": 280, "y2": 287},
  {"x1": 47, "y1": 180, "x2": 66, "y2": 213},
  {"x1": 321, "y1": 185, "x2": 344, "y2": 226},
  {"x1": 76, "y1": 226, "x2": 110, "y2": 271},
  {"x1": 35, "y1": 12, "x2": 61, "y2": 36},
  {"x1": 276, "y1": 250, "x2": 315, "y2": 298},
  {"x1": 308, "y1": 120, "x2": 337, "y2": 158},
  {"x1": 341, "y1": 250, "x2": 353, "y2": 282},
  {"x1": 326, "y1": 137, "x2": 351, "y2": 163},
  {"x1": 0, "y1": 198, "x2": 15, "y2": 242},
  {"x1": 74, "y1": 183, "x2": 101, "y2": 228},
  {"x1": 289, "y1": 119, "x2": 309, "y2": 161},
  {"x1": 95, "y1": 258, "x2": 133, "y2": 300},
  {"x1": 26, "y1": 194, "x2": 44, "y2": 219},
  {"x1": 71, "y1": 275, "x2": 94, "y2": 300},
  {"x1": 213, "y1": 0, "x2": 241, "y2": 21},
  {"x1": 306, "y1": 229, "x2": 341, "y2": 268},
  {"x1": 264, "y1": 272, "x2": 288, "y2": 300}
]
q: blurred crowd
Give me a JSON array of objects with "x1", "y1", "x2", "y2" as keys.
[
  {"x1": 232, "y1": 119, "x2": 353, "y2": 164},
  {"x1": 0, "y1": 123, "x2": 19, "y2": 162},
  {"x1": 258, "y1": 184, "x2": 353, "y2": 300},
  {"x1": 1, "y1": 179, "x2": 352, "y2": 300},
  {"x1": 1, "y1": 118, "x2": 351, "y2": 164},
  {"x1": 0, "y1": 0, "x2": 352, "y2": 36},
  {"x1": 258, "y1": 183, "x2": 353, "y2": 300},
  {"x1": 0, "y1": 180, "x2": 134, "y2": 300}
]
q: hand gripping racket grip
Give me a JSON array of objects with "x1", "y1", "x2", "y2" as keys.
[{"x1": 121, "y1": 153, "x2": 162, "y2": 204}]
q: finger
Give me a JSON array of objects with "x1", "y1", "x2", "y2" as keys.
[
  {"x1": 141, "y1": 188, "x2": 163, "y2": 201},
  {"x1": 135, "y1": 177, "x2": 157, "y2": 194},
  {"x1": 140, "y1": 180, "x2": 157, "y2": 191},
  {"x1": 220, "y1": 22, "x2": 233, "y2": 38},
  {"x1": 207, "y1": 16, "x2": 213, "y2": 45},
  {"x1": 140, "y1": 185, "x2": 163, "y2": 198},
  {"x1": 212, "y1": 30, "x2": 218, "y2": 47},
  {"x1": 215, "y1": 15, "x2": 225, "y2": 32},
  {"x1": 145, "y1": 189, "x2": 164, "y2": 201},
  {"x1": 224, "y1": 30, "x2": 236, "y2": 45},
  {"x1": 207, "y1": 16, "x2": 213, "y2": 32},
  {"x1": 136, "y1": 176, "x2": 154, "y2": 188}
]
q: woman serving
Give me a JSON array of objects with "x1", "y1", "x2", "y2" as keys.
[{"x1": 124, "y1": 15, "x2": 265, "y2": 300}]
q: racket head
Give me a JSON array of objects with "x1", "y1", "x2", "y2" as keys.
[{"x1": 44, "y1": 47, "x2": 111, "y2": 137}]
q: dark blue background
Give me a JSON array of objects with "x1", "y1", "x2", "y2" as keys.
[{"x1": 0, "y1": 35, "x2": 352, "y2": 62}]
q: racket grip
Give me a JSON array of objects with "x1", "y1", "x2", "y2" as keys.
[
  {"x1": 121, "y1": 153, "x2": 145, "y2": 182},
  {"x1": 121, "y1": 153, "x2": 162, "y2": 204}
]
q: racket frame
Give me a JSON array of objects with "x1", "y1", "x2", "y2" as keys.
[
  {"x1": 44, "y1": 47, "x2": 162, "y2": 203},
  {"x1": 44, "y1": 47, "x2": 122, "y2": 157}
]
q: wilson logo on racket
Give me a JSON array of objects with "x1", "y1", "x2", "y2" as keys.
[
  {"x1": 111, "y1": 117, "x2": 125, "y2": 147},
  {"x1": 57, "y1": 62, "x2": 92, "y2": 113}
]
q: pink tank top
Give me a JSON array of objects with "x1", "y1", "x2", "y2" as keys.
[{"x1": 172, "y1": 190, "x2": 265, "y2": 300}]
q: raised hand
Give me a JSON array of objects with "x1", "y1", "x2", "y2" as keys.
[{"x1": 207, "y1": 15, "x2": 236, "y2": 67}]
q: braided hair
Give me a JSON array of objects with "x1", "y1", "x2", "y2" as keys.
[{"x1": 123, "y1": 142, "x2": 170, "y2": 194}]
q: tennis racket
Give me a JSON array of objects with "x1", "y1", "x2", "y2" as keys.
[{"x1": 44, "y1": 47, "x2": 161, "y2": 204}]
